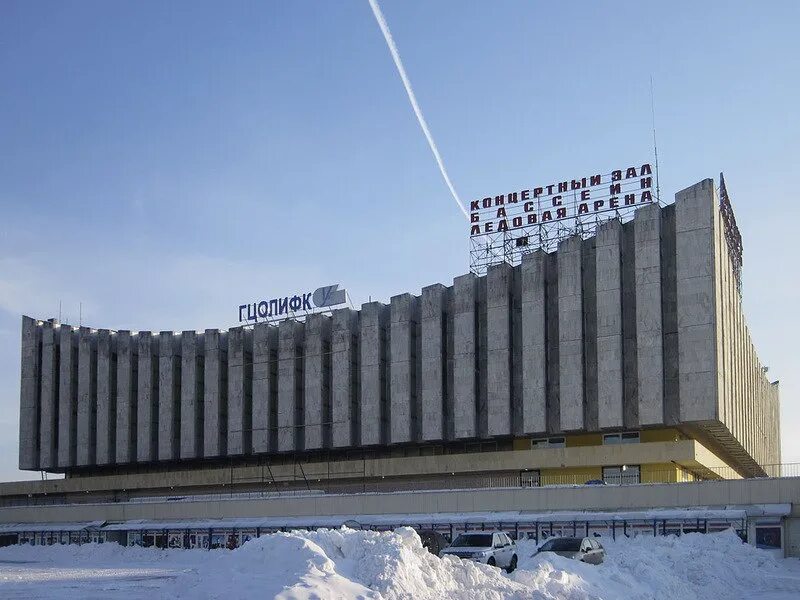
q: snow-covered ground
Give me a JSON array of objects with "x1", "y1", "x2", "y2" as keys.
[{"x1": 0, "y1": 528, "x2": 798, "y2": 599}]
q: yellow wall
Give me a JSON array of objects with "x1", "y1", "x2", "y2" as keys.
[
  {"x1": 640, "y1": 429, "x2": 685, "y2": 443},
  {"x1": 511, "y1": 429, "x2": 707, "y2": 485},
  {"x1": 540, "y1": 467, "x2": 601, "y2": 486},
  {"x1": 515, "y1": 428, "x2": 686, "y2": 451},
  {"x1": 641, "y1": 463, "x2": 680, "y2": 483},
  {"x1": 537, "y1": 464, "x2": 696, "y2": 485},
  {"x1": 512, "y1": 438, "x2": 530, "y2": 451},
  {"x1": 566, "y1": 433, "x2": 603, "y2": 447}
]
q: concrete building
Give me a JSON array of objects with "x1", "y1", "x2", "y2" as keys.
[{"x1": 17, "y1": 179, "x2": 781, "y2": 491}]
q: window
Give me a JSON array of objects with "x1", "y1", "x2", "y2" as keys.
[
  {"x1": 520, "y1": 470, "x2": 541, "y2": 487},
  {"x1": 540, "y1": 538, "x2": 582, "y2": 552},
  {"x1": 602, "y1": 465, "x2": 640, "y2": 485},
  {"x1": 602, "y1": 432, "x2": 640, "y2": 445},
  {"x1": 451, "y1": 533, "x2": 492, "y2": 548},
  {"x1": 531, "y1": 437, "x2": 565, "y2": 449},
  {"x1": 755, "y1": 527, "x2": 782, "y2": 550}
]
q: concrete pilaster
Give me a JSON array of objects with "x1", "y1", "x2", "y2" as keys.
[
  {"x1": 57, "y1": 325, "x2": 78, "y2": 468},
  {"x1": 180, "y1": 331, "x2": 203, "y2": 459},
  {"x1": 227, "y1": 327, "x2": 252, "y2": 455},
  {"x1": 389, "y1": 293, "x2": 417, "y2": 444},
  {"x1": 38, "y1": 321, "x2": 58, "y2": 470},
  {"x1": 19, "y1": 316, "x2": 41, "y2": 470},
  {"x1": 595, "y1": 220, "x2": 624, "y2": 429},
  {"x1": 635, "y1": 203, "x2": 665, "y2": 425},
  {"x1": 136, "y1": 331, "x2": 158, "y2": 462},
  {"x1": 521, "y1": 251, "x2": 546, "y2": 434},
  {"x1": 203, "y1": 329, "x2": 227, "y2": 457},
  {"x1": 252, "y1": 323, "x2": 277, "y2": 453},
  {"x1": 558, "y1": 236, "x2": 584, "y2": 431},
  {"x1": 304, "y1": 314, "x2": 330, "y2": 450},
  {"x1": 95, "y1": 329, "x2": 116, "y2": 465},
  {"x1": 420, "y1": 284, "x2": 447, "y2": 441},
  {"x1": 545, "y1": 253, "x2": 561, "y2": 433},
  {"x1": 660, "y1": 205, "x2": 680, "y2": 425},
  {"x1": 453, "y1": 274, "x2": 477, "y2": 439},
  {"x1": 277, "y1": 320, "x2": 303, "y2": 452},
  {"x1": 331, "y1": 308, "x2": 358, "y2": 448},
  {"x1": 115, "y1": 330, "x2": 137, "y2": 464},
  {"x1": 676, "y1": 179, "x2": 718, "y2": 423},
  {"x1": 486, "y1": 264, "x2": 513, "y2": 437},
  {"x1": 360, "y1": 302, "x2": 387, "y2": 446},
  {"x1": 76, "y1": 326, "x2": 97, "y2": 466},
  {"x1": 621, "y1": 222, "x2": 639, "y2": 428},
  {"x1": 158, "y1": 331, "x2": 180, "y2": 461}
]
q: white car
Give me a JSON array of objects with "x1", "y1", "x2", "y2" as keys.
[{"x1": 440, "y1": 531, "x2": 518, "y2": 572}]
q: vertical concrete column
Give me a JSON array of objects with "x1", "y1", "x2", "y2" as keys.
[
  {"x1": 360, "y1": 302, "x2": 387, "y2": 446},
  {"x1": 76, "y1": 326, "x2": 97, "y2": 466},
  {"x1": 19, "y1": 316, "x2": 41, "y2": 470},
  {"x1": 252, "y1": 323, "x2": 277, "y2": 453},
  {"x1": 58, "y1": 325, "x2": 78, "y2": 468},
  {"x1": 331, "y1": 308, "x2": 358, "y2": 448},
  {"x1": 545, "y1": 253, "x2": 561, "y2": 433},
  {"x1": 453, "y1": 274, "x2": 477, "y2": 439},
  {"x1": 277, "y1": 320, "x2": 303, "y2": 452},
  {"x1": 660, "y1": 205, "x2": 680, "y2": 425},
  {"x1": 227, "y1": 327, "x2": 253, "y2": 455},
  {"x1": 95, "y1": 329, "x2": 116, "y2": 465},
  {"x1": 635, "y1": 204, "x2": 665, "y2": 425},
  {"x1": 203, "y1": 329, "x2": 227, "y2": 457},
  {"x1": 38, "y1": 320, "x2": 58, "y2": 470},
  {"x1": 595, "y1": 220, "x2": 624, "y2": 429},
  {"x1": 420, "y1": 284, "x2": 447, "y2": 441},
  {"x1": 158, "y1": 331, "x2": 180, "y2": 461},
  {"x1": 521, "y1": 251, "x2": 547, "y2": 434},
  {"x1": 136, "y1": 331, "x2": 158, "y2": 462},
  {"x1": 486, "y1": 264, "x2": 513, "y2": 436},
  {"x1": 180, "y1": 331, "x2": 204, "y2": 459},
  {"x1": 389, "y1": 293, "x2": 417, "y2": 444},
  {"x1": 676, "y1": 179, "x2": 718, "y2": 422},
  {"x1": 304, "y1": 314, "x2": 330, "y2": 450},
  {"x1": 621, "y1": 222, "x2": 639, "y2": 428},
  {"x1": 115, "y1": 330, "x2": 137, "y2": 464},
  {"x1": 558, "y1": 236, "x2": 584, "y2": 431}
]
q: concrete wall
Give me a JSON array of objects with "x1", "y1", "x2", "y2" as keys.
[
  {"x1": 0, "y1": 478, "x2": 798, "y2": 542},
  {"x1": 17, "y1": 181, "x2": 780, "y2": 475}
]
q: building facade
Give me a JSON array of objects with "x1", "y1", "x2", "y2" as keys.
[{"x1": 17, "y1": 178, "x2": 780, "y2": 493}]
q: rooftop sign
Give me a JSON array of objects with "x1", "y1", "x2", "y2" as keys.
[
  {"x1": 469, "y1": 164, "x2": 653, "y2": 236},
  {"x1": 468, "y1": 162, "x2": 656, "y2": 275},
  {"x1": 238, "y1": 284, "x2": 347, "y2": 323}
]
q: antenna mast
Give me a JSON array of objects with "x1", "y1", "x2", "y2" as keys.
[{"x1": 650, "y1": 75, "x2": 661, "y2": 203}]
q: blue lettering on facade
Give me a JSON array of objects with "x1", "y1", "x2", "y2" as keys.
[{"x1": 238, "y1": 284, "x2": 348, "y2": 322}]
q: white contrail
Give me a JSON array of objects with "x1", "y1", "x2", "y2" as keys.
[{"x1": 367, "y1": 0, "x2": 470, "y2": 220}]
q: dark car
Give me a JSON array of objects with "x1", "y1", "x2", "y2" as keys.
[
  {"x1": 536, "y1": 537, "x2": 605, "y2": 564},
  {"x1": 418, "y1": 530, "x2": 450, "y2": 556}
]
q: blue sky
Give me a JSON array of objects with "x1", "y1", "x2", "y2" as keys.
[{"x1": 1, "y1": 1, "x2": 798, "y2": 480}]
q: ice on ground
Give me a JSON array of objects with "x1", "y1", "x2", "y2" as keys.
[{"x1": 1, "y1": 527, "x2": 799, "y2": 599}]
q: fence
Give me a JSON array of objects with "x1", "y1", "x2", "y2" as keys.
[{"x1": 12, "y1": 514, "x2": 748, "y2": 551}]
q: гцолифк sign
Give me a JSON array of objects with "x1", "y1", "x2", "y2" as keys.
[{"x1": 238, "y1": 284, "x2": 347, "y2": 323}]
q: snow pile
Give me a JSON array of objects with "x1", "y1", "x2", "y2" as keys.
[
  {"x1": 172, "y1": 527, "x2": 532, "y2": 599},
  {"x1": 513, "y1": 528, "x2": 793, "y2": 600},
  {"x1": 1, "y1": 527, "x2": 799, "y2": 599}
]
